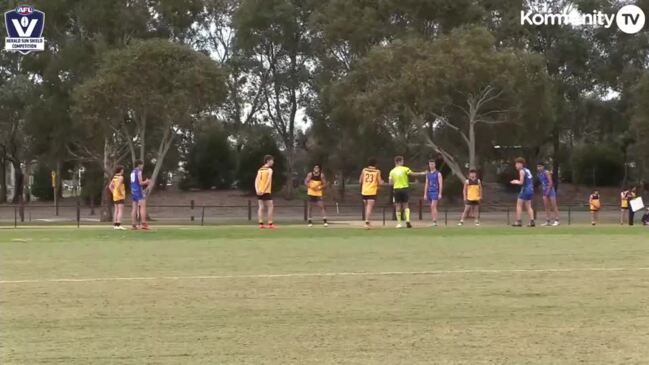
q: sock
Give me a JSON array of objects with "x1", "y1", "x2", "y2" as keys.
[
  {"x1": 404, "y1": 208, "x2": 411, "y2": 222},
  {"x1": 323, "y1": 218, "x2": 327, "y2": 224},
  {"x1": 116, "y1": 223, "x2": 121, "y2": 227},
  {"x1": 308, "y1": 219, "x2": 312, "y2": 224},
  {"x1": 396, "y1": 211, "x2": 402, "y2": 224}
]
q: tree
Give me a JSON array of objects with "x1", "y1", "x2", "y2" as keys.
[
  {"x1": 74, "y1": 38, "x2": 227, "y2": 194},
  {"x1": 630, "y1": 72, "x2": 649, "y2": 183},
  {"x1": 234, "y1": 0, "x2": 313, "y2": 197},
  {"x1": 192, "y1": 0, "x2": 269, "y2": 137},
  {"x1": 236, "y1": 132, "x2": 286, "y2": 193},
  {"x1": 0, "y1": 70, "x2": 35, "y2": 203},
  {"x1": 345, "y1": 27, "x2": 552, "y2": 182},
  {"x1": 184, "y1": 125, "x2": 236, "y2": 190}
]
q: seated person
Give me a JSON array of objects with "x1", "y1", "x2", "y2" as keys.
[{"x1": 642, "y1": 208, "x2": 649, "y2": 226}]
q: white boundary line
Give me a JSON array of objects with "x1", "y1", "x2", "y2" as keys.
[{"x1": 2, "y1": 267, "x2": 649, "y2": 284}]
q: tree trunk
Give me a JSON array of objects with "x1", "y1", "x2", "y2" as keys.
[
  {"x1": 100, "y1": 138, "x2": 113, "y2": 222},
  {"x1": 11, "y1": 160, "x2": 23, "y2": 204},
  {"x1": 56, "y1": 159, "x2": 63, "y2": 199},
  {"x1": 426, "y1": 138, "x2": 466, "y2": 183},
  {"x1": 146, "y1": 128, "x2": 175, "y2": 196},
  {"x1": 552, "y1": 125, "x2": 560, "y2": 192},
  {"x1": 139, "y1": 114, "x2": 146, "y2": 162},
  {"x1": 284, "y1": 148, "x2": 295, "y2": 199},
  {"x1": 0, "y1": 154, "x2": 6, "y2": 204},
  {"x1": 469, "y1": 121, "x2": 476, "y2": 169},
  {"x1": 100, "y1": 184, "x2": 112, "y2": 222},
  {"x1": 339, "y1": 170, "x2": 345, "y2": 203}
]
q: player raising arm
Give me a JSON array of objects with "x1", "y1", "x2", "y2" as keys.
[
  {"x1": 359, "y1": 158, "x2": 384, "y2": 229},
  {"x1": 130, "y1": 160, "x2": 151, "y2": 230},
  {"x1": 389, "y1": 156, "x2": 426, "y2": 229},
  {"x1": 255, "y1": 155, "x2": 275, "y2": 229},
  {"x1": 510, "y1": 157, "x2": 535, "y2": 227}
]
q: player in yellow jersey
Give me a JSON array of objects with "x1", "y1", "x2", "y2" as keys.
[
  {"x1": 389, "y1": 156, "x2": 425, "y2": 228},
  {"x1": 305, "y1": 164, "x2": 327, "y2": 227},
  {"x1": 589, "y1": 190, "x2": 601, "y2": 225},
  {"x1": 255, "y1": 155, "x2": 274, "y2": 229},
  {"x1": 620, "y1": 188, "x2": 629, "y2": 225},
  {"x1": 108, "y1": 166, "x2": 127, "y2": 230},
  {"x1": 359, "y1": 158, "x2": 384, "y2": 229},
  {"x1": 458, "y1": 169, "x2": 482, "y2": 226}
]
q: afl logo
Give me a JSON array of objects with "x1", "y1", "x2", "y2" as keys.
[
  {"x1": 4, "y1": 5, "x2": 45, "y2": 54},
  {"x1": 16, "y1": 6, "x2": 34, "y2": 15}
]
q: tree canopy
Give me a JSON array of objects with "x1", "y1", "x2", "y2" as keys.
[{"x1": 2, "y1": 0, "x2": 649, "y2": 209}]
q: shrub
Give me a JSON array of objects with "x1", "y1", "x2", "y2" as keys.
[
  {"x1": 184, "y1": 127, "x2": 235, "y2": 190},
  {"x1": 236, "y1": 134, "x2": 286, "y2": 193},
  {"x1": 81, "y1": 164, "x2": 104, "y2": 205},
  {"x1": 31, "y1": 165, "x2": 54, "y2": 201},
  {"x1": 571, "y1": 144, "x2": 624, "y2": 186}
]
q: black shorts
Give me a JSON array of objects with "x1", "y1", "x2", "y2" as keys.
[
  {"x1": 113, "y1": 199, "x2": 125, "y2": 205},
  {"x1": 257, "y1": 193, "x2": 272, "y2": 201},
  {"x1": 393, "y1": 188, "x2": 409, "y2": 203},
  {"x1": 308, "y1": 195, "x2": 322, "y2": 203},
  {"x1": 465, "y1": 200, "x2": 480, "y2": 206},
  {"x1": 362, "y1": 195, "x2": 377, "y2": 201}
]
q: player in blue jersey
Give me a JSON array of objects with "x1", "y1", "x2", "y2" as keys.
[
  {"x1": 130, "y1": 160, "x2": 151, "y2": 230},
  {"x1": 536, "y1": 162, "x2": 560, "y2": 226},
  {"x1": 423, "y1": 159, "x2": 443, "y2": 226},
  {"x1": 510, "y1": 157, "x2": 535, "y2": 227}
]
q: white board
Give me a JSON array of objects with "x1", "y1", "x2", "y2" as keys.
[{"x1": 630, "y1": 197, "x2": 645, "y2": 212}]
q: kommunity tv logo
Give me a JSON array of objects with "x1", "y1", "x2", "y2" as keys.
[{"x1": 521, "y1": 4, "x2": 645, "y2": 34}]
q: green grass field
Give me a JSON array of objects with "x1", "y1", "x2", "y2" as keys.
[{"x1": 1, "y1": 225, "x2": 649, "y2": 364}]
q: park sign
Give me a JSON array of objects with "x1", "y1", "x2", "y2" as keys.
[{"x1": 4, "y1": 5, "x2": 45, "y2": 54}]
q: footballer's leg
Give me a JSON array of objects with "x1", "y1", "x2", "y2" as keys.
[
  {"x1": 318, "y1": 199, "x2": 328, "y2": 226},
  {"x1": 542, "y1": 196, "x2": 551, "y2": 225},
  {"x1": 395, "y1": 202, "x2": 404, "y2": 228},
  {"x1": 514, "y1": 199, "x2": 524, "y2": 226},
  {"x1": 526, "y1": 201, "x2": 535, "y2": 226},
  {"x1": 266, "y1": 199, "x2": 274, "y2": 228},
  {"x1": 550, "y1": 196, "x2": 560, "y2": 225},
  {"x1": 458, "y1": 204, "x2": 470, "y2": 225},
  {"x1": 430, "y1": 200, "x2": 438, "y2": 226},
  {"x1": 257, "y1": 198, "x2": 265, "y2": 228},
  {"x1": 307, "y1": 199, "x2": 313, "y2": 226},
  {"x1": 140, "y1": 200, "x2": 149, "y2": 229},
  {"x1": 131, "y1": 200, "x2": 139, "y2": 229}
]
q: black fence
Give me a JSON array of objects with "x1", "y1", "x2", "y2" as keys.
[{"x1": 0, "y1": 199, "x2": 641, "y2": 227}]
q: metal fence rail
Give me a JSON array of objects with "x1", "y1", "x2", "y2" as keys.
[{"x1": 0, "y1": 199, "x2": 643, "y2": 227}]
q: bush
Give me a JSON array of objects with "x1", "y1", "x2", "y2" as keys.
[
  {"x1": 31, "y1": 165, "x2": 54, "y2": 201},
  {"x1": 236, "y1": 134, "x2": 286, "y2": 193},
  {"x1": 81, "y1": 164, "x2": 104, "y2": 205},
  {"x1": 184, "y1": 127, "x2": 235, "y2": 190},
  {"x1": 571, "y1": 144, "x2": 624, "y2": 186},
  {"x1": 496, "y1": 164, "x2": 521, "y2": 192},
  {"x1": 442, "y1": 174, "x2": 465, "y2": 202}
]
